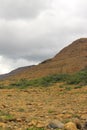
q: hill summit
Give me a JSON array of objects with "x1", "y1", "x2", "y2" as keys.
[{"x1": 1, "y1": 38, "x2": 87, "y2": 80}]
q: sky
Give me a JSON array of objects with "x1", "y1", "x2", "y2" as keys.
[{"x1": 0, "y1": 0, "x2": 87, "y2": 74}]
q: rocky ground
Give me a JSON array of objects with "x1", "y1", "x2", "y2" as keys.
[{"x1": 0, "y1": 83, "x2": 87, "y2": 130}]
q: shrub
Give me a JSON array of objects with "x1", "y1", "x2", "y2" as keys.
[
  {"x1": 67, "y1": 69, "x2": 87, "y2": 85},
  {"x1": 4, "y1": 69, "x2": 87, "y2": 89}
]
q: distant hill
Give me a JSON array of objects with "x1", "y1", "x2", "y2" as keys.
[
  {"x1": 0, "y1": 38, "x2": 87, "y2": 81},
  {"x1": 0, "y1": 65, "x2": 35, "y2": 80}
]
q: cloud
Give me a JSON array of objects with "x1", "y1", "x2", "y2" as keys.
[
  {"x1": 0, "y1": 56, "x2": 12, "y2": 74},
  {"x1": 0, "y1": 56, "x2": 37, "y2": 74},
  {"x1": 0, "y1": 0, "x2": 50, "y2": 20},
  {"x1": 0, "y1": 0, "x2": 87, "y2": 74}
]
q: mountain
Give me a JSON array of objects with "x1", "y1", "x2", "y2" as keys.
[
  {"x1": 0, "y1": 38, "x2": 87, "y2": 81},
  {"x1": 0, "y1": 65, "x2": 35, "y2": 80}
]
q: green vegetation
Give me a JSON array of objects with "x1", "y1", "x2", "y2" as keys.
[
  {"x1": 48, "y1": 109, "x2": 55, "y2": 114},
  {"x1": 18, "y1": 108, "x2": 25, "y2": 112},
  {"x1": 0, "y1": 69, "x2": 87, "y2": 89},
  {"x1": 67, "y1": 69, "x2": 87, "y2": 85},
  {"x1": 0, "y1": 110, "x2": 14, "y2": 121},
  {"x1": 9, "y1": 73, "x2": 69, "y2": 88}
]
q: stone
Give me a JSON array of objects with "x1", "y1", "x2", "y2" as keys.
[
  {"x1": 47, "y1": 119, "x2": 64, "y2": 129},
  {"x1": 64, "y1": 122, "x2": 78, "y2": 130},
  {"x1": 62, "y1": 110, "x2": 67, "y2": 114},
  {"x1": 36, "y1": 122, "x2": 45, "y2": 128},
  {"x1": 81, "y1": 115, "x2": 87, "y2": 120},
  {"x1": 82, "y1": 121, "x2": 87, "y2": 130},
  {"x1": 73, "y1": 118, "x2": 82, "y2": 129},
  {"x1": 0, "y1": 122, "x2": 6, "y2": 128},
  {"x1": 28, "y1": 119, "x2": 38, "y2": 126}
]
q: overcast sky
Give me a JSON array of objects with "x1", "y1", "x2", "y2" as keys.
[{"x1": 0, "y1": 0, "x2": 87, "y2": 74}]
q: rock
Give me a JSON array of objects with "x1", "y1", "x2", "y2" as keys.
[
  {"x1": 63, "y1": 114, "x2": 72, "y2": 119},
  {"x1": 64, "y1": 122, "x2": 78, "y2": 130},
  {"x1": 82, "y1": 121, "x2": 87, "y2": 130},
  {"x1": 81, "y1": 115, "x2": 87, "y2": 120},
  {"x1": 47, "y1": 119, "x2": 64, "y2": 129},
  {"x1": 0, "y1": 122, "x2": 6, "y2": 128},
  {"x1": 73, "y1": 118, "x2": 82, "y2": 129},
  {"x1": 62, "y1": 110, "x2": 67, "y2": 114},
  {"x1": 36, "y1": 122, "x2": 45, "y2": 128},
  {"x1": 28, "y1": 119, "x2": 38, "y2": 126},
  {"x1": 16, "y1": 118, "x2": 22, "y2": 122}
]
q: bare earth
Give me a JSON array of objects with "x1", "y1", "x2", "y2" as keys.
[{"x1": 0, "y1": 83, "x2": 87, "y2": 130}]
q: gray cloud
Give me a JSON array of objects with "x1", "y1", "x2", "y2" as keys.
[
  {"x1": 0, "y1": 0, "x2": 87, "y2": 74},
  {"x1": 0, "y1": 0, "x2": 50, "y2": 19}
]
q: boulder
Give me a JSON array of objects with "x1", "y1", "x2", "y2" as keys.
[
  {"x1": 73, "y1": 118, "x2": 82, "y2": 129},
  {"x1": 64, "y1": 122, "x2": 78, "y2": 130},
  {"x1": 47, "y1": 119, "x2": 64, "y2": 129},
  {"x1": 82, "y1": 121, "x2": 87, "y2": 130}
]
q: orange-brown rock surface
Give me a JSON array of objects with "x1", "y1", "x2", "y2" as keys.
[{"x1": 0, "y1": 85, "x2": 86, "y2": 129}]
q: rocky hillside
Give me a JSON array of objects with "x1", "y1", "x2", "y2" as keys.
[{"x1": 0, "y1": 38, "x2": 87, "y2": 81}]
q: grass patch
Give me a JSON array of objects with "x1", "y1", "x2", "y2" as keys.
[
  {"x1": 65, "y1": 86, "x2": 72, "y2": 91},
  {"x1": 74, "y1": 86, "x2": 83, "y2": 89},
  {"x1": 1, "y1": 69, "x2": 87, "y2": 89},
  {"x1": 0, "y1": 110, "x2": 14, "y2": 121},
  {"x1": 8, "y1": 74, "x2": 69, "y2": 88},
  {"x1": 48, "y1": 109, "x2": 54, "y2": 114},
  {"x1": 67, "y1": 69, "x2": 87, "y2": 85},
  {"x1": 18, "y1": 108, "x2": 25, "y2": 112},
  {"x1": 7, "y1": 94, "x2": 12, "y2": 97}
]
